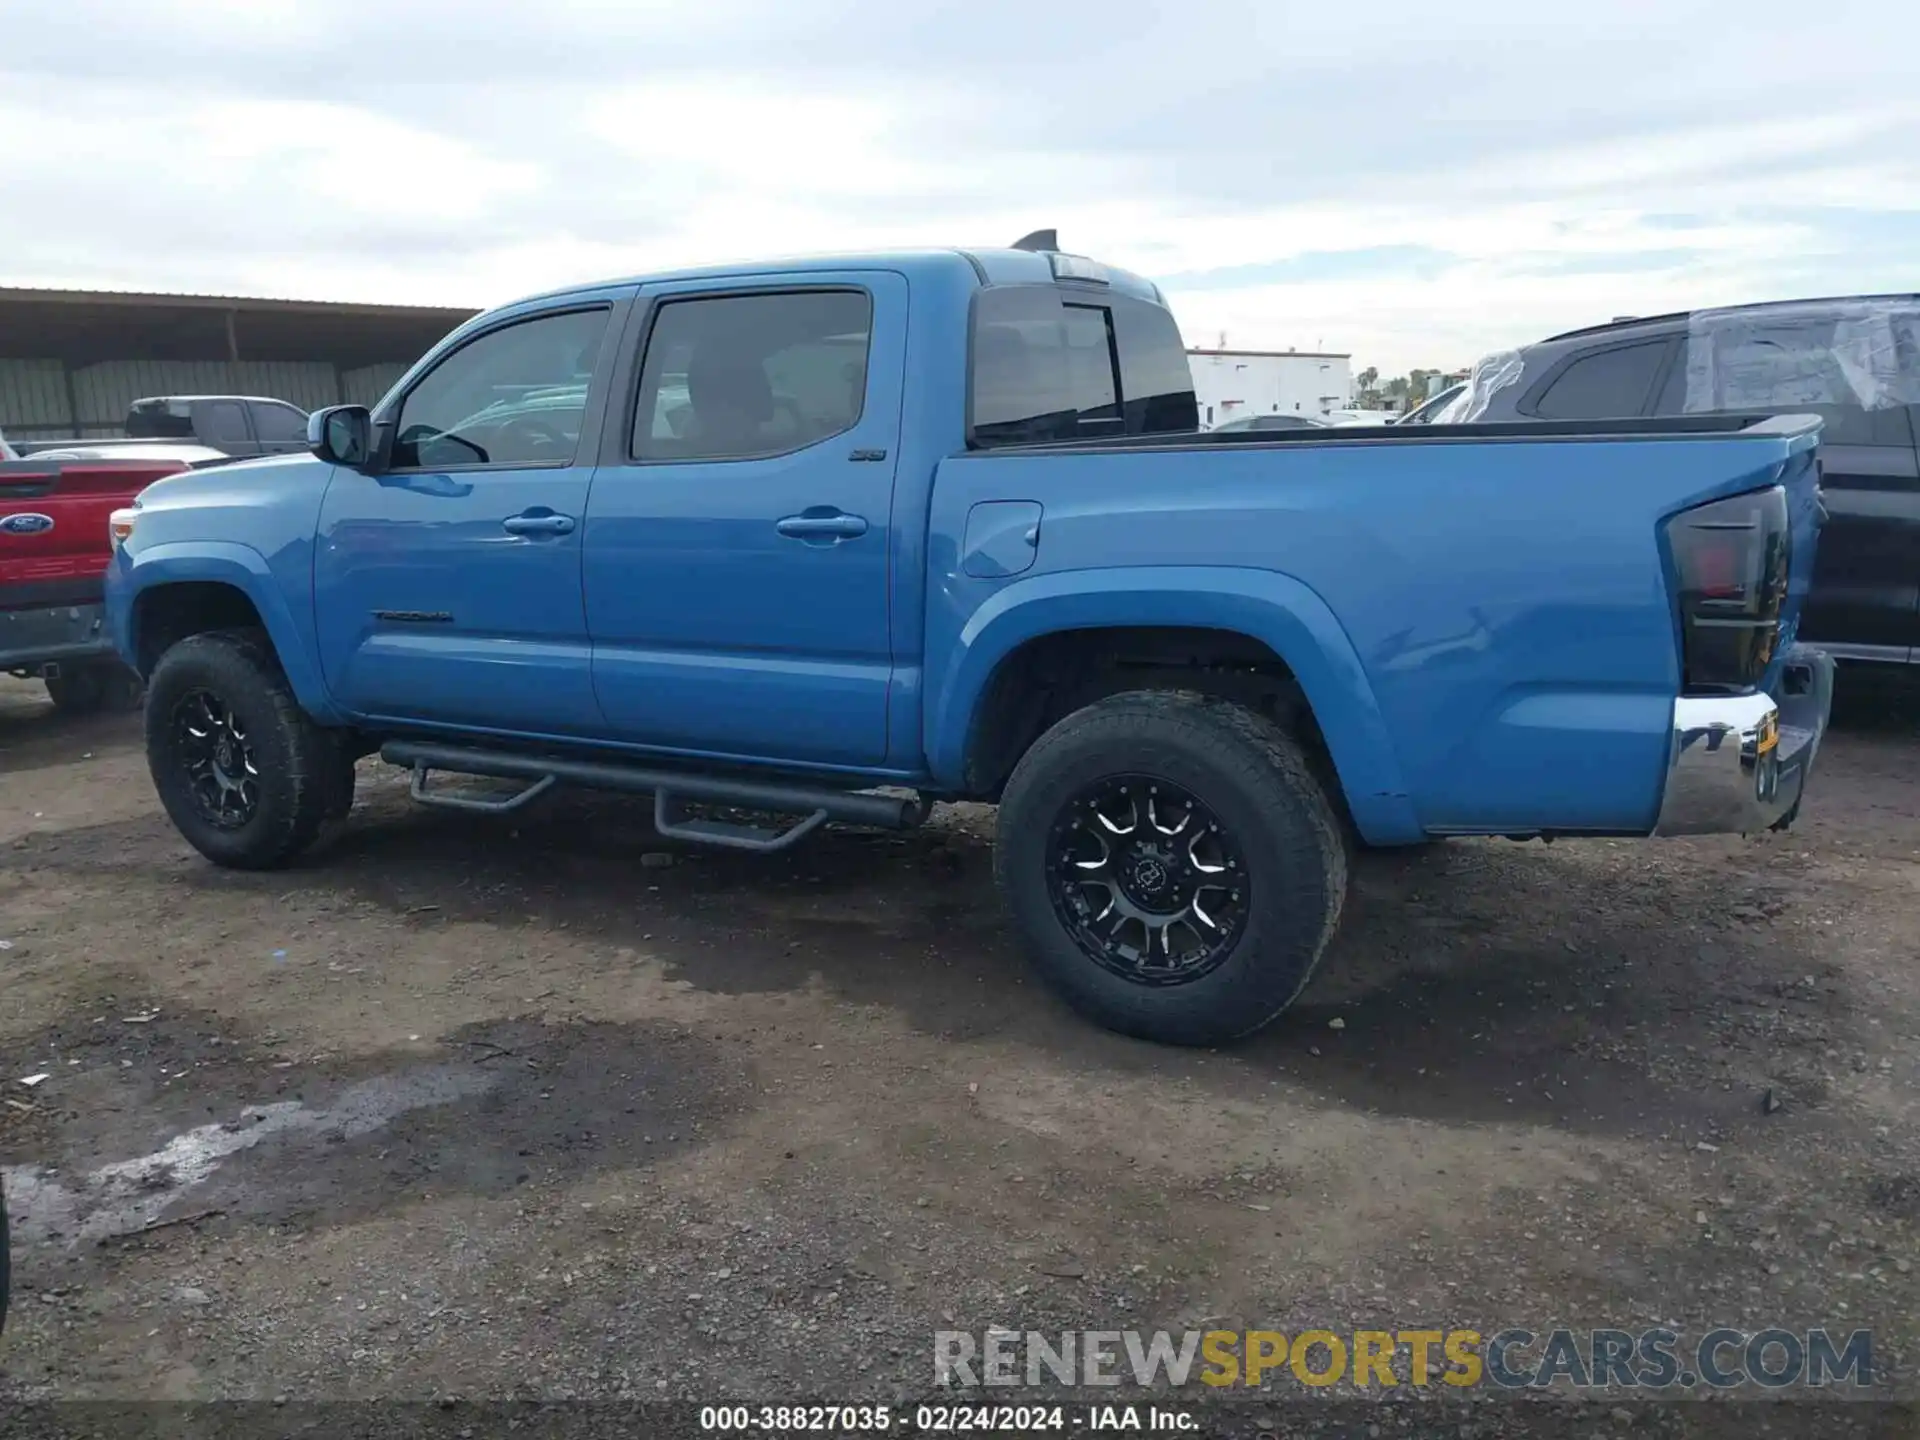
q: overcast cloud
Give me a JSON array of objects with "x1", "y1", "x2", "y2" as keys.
[{"x1": 1, "y1": 0, "x2": 1916, "y2": 371}]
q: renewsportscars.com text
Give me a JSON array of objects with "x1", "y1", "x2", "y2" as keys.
[{"x1": 934, "y1": 1326, "x2": 1874, "y2": 1391}]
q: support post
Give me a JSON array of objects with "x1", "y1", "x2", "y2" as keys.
[{"x1": 61, "y1": 358, "x2": 82, "y2": 439}]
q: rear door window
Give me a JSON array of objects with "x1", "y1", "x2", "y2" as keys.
[
  {"x1": 200, "y1": 400, "x2": 252, "y2": 445},
  {"x1": 630, "y1": 289, "x2": 873, "y2": 462},
  {"x1": 249, "y1": 401, "x2": 308, "y2": 445},
  {"x1": 1528, "y1": 341, "x2": 1669, "y2": 419}
]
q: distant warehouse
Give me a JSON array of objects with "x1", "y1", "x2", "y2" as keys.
[
  {"x1": 1187, "y1": 346, "x2": 1354, "y2": 429},
  {"x1": 0, "y1": 287, "x2": 478, "y2": 443}
]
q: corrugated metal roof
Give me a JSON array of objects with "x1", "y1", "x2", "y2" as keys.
[
  {"x1": 0, "y1": 287, "x2": 473, "y2": 367},
  {"x1": 0, "y1": 285, "x2": 476, "y2": 319}
]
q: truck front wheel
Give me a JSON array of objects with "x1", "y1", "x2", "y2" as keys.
[
  {"x1": 995, "y1": 690, "x2": 1349, "y2": 1046},
  {"x1": 145, "y1": 630, "x2": 353, "y2": 871}
]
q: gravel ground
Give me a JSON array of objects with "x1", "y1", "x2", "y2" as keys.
[{"x1": 2, "y1": 671, "x2": 1917, "y2": 1437}]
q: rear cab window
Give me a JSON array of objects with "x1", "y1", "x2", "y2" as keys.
[
  {"x1": 969, "y1": 283, "x2": 1197, "y2": 447},
  {"x1": 126, "y1": 400, "x2": 197, "y2": 439}
]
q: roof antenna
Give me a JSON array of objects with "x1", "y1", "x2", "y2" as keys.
[{"x1": 1011, "y1": 229, "x2": 1058, "y2": 253}]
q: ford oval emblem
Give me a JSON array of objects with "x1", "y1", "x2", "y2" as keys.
[{"x1": 0, "y1": 512, "x2": 55, "y2": 536}]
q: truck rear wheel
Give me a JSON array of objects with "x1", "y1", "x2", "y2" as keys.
[
  {"x1": 995, "y1": 690, "x2": 1348, "y2": 1046},
  {"x1": 145, "y1": 630, "x2": 352, "y2": 871}
]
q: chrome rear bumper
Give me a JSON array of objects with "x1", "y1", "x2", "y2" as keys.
[{"x1": 1652, "y1": 646, "x2": 1833, "y2": 837}]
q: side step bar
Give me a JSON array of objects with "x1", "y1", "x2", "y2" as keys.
[{"x1": 379, "y1": 740, "x2": 927, "y2": 854}]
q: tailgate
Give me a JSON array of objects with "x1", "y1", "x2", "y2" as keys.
[{"x1": 0, "y1": 459, "x2": 183, "y2": 607}]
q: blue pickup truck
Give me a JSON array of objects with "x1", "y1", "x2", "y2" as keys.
[{"x1": 104, "y1": 236, "x2": 1835, "y2": 1045}]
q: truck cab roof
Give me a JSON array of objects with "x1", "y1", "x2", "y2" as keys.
[
  {"x1": 519, "y1": 246, "x2": 1168, "y2": 311},
  {"x1": 1544, "y1": 291, "x2": 1920, "y2": 343}
]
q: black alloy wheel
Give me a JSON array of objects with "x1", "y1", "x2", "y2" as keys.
[
  {"x1": 996, "y1": 690, "x2": 1350, "y2": 1046},
  {"x1": 1047, "y1": 774, "x2": 1249, "y2": 986},
  {"x1": 145, "y1": 629, "x2": 354, "y2": 871},
  {"x1": 173, "y1": 688, "x2": 262, "y2": 829}
]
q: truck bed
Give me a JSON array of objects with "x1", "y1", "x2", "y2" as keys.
[
  {"x1": 982, "y1": 411, "x2": 1785, "y2": 453},
  {"x1": 924, "y1": 413, "x2": 1825, "y2": 842}
]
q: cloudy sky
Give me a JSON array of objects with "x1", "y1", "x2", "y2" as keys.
[{"x1": 2, "y1": 0, "x2": 1916, "y2": 372}]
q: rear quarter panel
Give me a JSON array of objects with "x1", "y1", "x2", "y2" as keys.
[{"x1": 926, "y1": 429, "x2": 1815, "y2": 840}]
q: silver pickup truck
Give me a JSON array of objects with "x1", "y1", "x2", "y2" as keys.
[{"x1": 14, "y1": 394, "x2": 310, "y2": 460}]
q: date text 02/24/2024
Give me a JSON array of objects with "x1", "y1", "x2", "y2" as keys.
[{"x1": 697, "y1": 1404, "x2": 1199, "y2": 1432}]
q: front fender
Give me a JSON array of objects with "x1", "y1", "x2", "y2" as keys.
[
  {"x1": 114, "y1": 542, "x2": 343, "y2": 725},
  {"x1": 926, "y1": 565, "x2": 1424, "y2": 844}
]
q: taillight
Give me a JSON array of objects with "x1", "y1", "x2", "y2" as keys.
[{"x1": 1664, "y1": 485, "x2": 1789, "y2": 695}]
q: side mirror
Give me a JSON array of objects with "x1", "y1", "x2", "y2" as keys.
[{"x1": 308, "y1": 405, "x2": 373, "y2": 467}]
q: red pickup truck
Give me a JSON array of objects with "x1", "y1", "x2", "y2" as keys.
[{"x1": 1, "y1": 455, "x2": 197, "y2": 712}]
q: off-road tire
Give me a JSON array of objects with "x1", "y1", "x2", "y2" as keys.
[
  {"x1": 45, "y1": 660, "x2": 143, "y2": 715},
  {"x1": 995, "y1": 689, "x2": 1349, "y2": 1046},
  {"x1": 145, "y1": 629, "x2": 350, "y2": 870}
]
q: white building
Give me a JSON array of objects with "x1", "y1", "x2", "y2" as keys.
[{"x1": 1187, "y1": 347, "x2": 1353, "y2": 429}]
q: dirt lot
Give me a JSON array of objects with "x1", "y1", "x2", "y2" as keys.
[{"x1": 2, "y1": 672, "x2": 1918, "y2": 1432}]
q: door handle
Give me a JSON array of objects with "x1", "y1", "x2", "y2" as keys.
[
  {"x1": 776, "y1": 512, "x2": 869, "y2": 541},
  {"x1": 502, "y1": 512, "x2": 575, "y2": 536}
]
